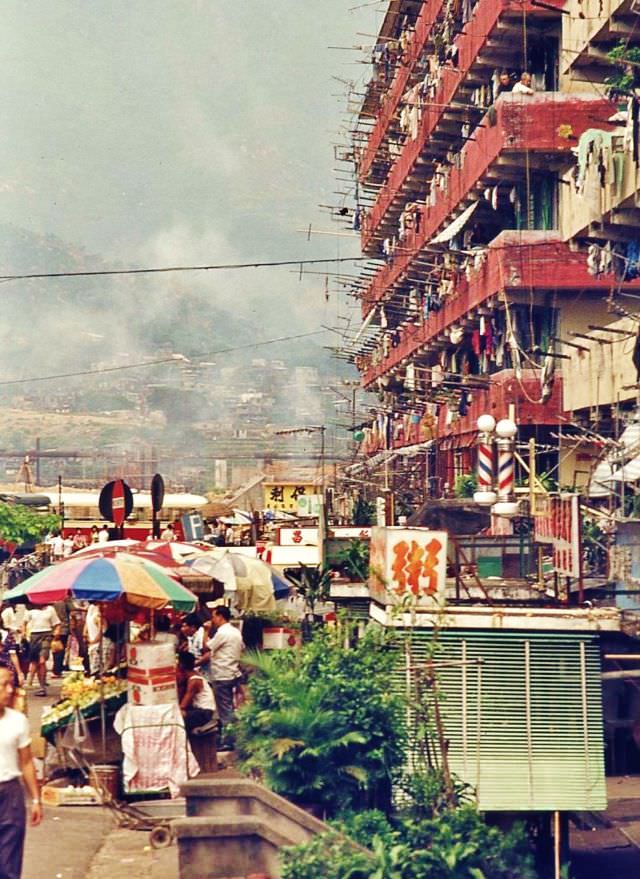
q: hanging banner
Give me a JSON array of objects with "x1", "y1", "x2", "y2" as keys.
[
  {"x1": 534, "y1": 494, "x2": 581, "y2": 579},
  {"x1": 369, "y1": 526, "x2": 448, "y2": 606}
]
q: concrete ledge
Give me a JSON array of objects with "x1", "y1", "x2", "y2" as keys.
[
  {"x1": 176, "y1": 774, "x2": 334, "y2": 878},
  {"x1": 173, "y1": 816, "x2": 292, "y2": 850},
  {"x1": 181, "y1": 773, "x2": 328, "y2": 837},
  {"x1": 174, "y1": 815, "x2": 287, "y2": 879}
]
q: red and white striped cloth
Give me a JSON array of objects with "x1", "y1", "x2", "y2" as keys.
[{"x1": 114, "y1": 702, "x2": 199, "y2": 797}]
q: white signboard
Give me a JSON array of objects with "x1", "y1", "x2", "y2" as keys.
[
  {"x1": 297, "y1": 494, "x2": 323, "y2": 517},
  {"x1": 369, "y1": 526, "x2": 448, "y2": 607}
]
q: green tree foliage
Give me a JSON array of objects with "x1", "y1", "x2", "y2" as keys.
[
  {"x1": 235, "y1": 625, "x2": 406, "y2": 817},
  {"x1": 283, "y1": 799, "x2": 537, "y2": 879},
  {"x1": 352, "y1": 495, "x2": 375, "y2": 526},
  {"x1": 0, "y1": 503, "x2": 60, "y2": 546},
  {"x1": 336, "y1": 539, "x2": 370, "y2": 581},
  {"x1": 453, "y1": 474, "x2": 477, "y2": 498},
  {"x1": 607, "y1": 41, "x2": 640, "y2": 93}
]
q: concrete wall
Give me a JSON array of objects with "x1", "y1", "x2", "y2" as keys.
[
  {"x1": 561, "y1": 315, "x2": 638, "y2": 411},
  {"x1": 562, "y1": 0, "x2": 629, "y2": 76}
]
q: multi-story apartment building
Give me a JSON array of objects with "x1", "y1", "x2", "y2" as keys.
[{"x1": 346, "y1": 0, "x2": 640, "y2": 504}]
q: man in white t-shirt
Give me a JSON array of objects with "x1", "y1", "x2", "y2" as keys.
[
  {"x1": 98, "y1": 525, "x2": 110, "y2": 544},
  {"x1": 0, "y1": 666, "x2": 42, "y2": 878},
  {"x1": 25, "y1": 605, "x2": 60, "y2": 696},
  {"x1": 50, "y1": 532, "x2": 64, "y2": 561},
  {"x1": 208, "y1": 606, "x2": 244, "y2": 748}
]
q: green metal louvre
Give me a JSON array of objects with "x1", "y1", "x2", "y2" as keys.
[
  {"x1": 392, "y1": 629, "x2": 606, "y2": 812},
  {"x1": 334, "y1": 598, "x2": 372, "y2": 620}
]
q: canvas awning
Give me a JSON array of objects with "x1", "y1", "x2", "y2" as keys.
[{"x1": 431, "y1": 200, "x2": 479, "y2": 245}]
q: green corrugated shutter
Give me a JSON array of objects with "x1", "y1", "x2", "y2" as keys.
[
  {"x1": 335, "y1": 598, "x2": 371, "y2": 620},
  {"x1": 392, "y1": 629, "x2": 606, "y2": 812}
]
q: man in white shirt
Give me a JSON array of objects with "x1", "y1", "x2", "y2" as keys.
[
  {"x1": 0, "y1": 666, "x2": 42, "y2": 878},
  {"x1": 512, "y1": 71, "x2": 534, "y2": 95},
  {"x1": 25, "y1": 604, "x2": 60, "y2": 696},
  {"x1": 50, "y1": 532, "x2": 64, "y2": 561},
  {"x1": 98, "y1": 525, "x2": 110, "y2": 544},
  {"x1": 160, "y1": 523, "x2": 176, "y2": 542},
  {"x1": 1, "y1": 602, "x2": 26, "y2": 638},
  {"x1": 207, "y1": 606, "x2": 244, "y2": 748}
]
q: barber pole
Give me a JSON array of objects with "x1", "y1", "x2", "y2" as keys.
[
  {"x1": 473, "y1": 414, "x2": 497, "y2": 506},
  {"x1": 497, "y1": 444, "x2": 514, "y2": 499},
  {"x1": 492, "y1": 419, "x2": 519, "y2": 518}
]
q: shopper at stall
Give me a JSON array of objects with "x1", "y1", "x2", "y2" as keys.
[
  {"x1": 208, "y1": 606, "x2": 244, "y2": 748},
  {"x1": 85, "y1": 602, "x2": 106, "y2": 674},
  {"x1": 25, "y1": 603, "x2": 60, "y2": 696},
  {"x1": 0, "y1": 666, "x2": 42, "y2": 879},
  {"x1": 177, "y1": 652, "x2": 216, "y2": 734}
]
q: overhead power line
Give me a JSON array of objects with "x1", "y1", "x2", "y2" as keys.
[
  {"x1": 0, "y1": 330, "x2": 325, "y2": 387},
  {"x1": 0, "y1": 256, "x2": 367, "y2": 283}
]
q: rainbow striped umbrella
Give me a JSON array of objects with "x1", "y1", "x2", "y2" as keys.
[{"x1": 3, "y1": 555, "x2": 197, "y2": 612}]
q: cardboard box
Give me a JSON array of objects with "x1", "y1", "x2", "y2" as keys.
[
  {"x1": 263, "y1": 627, "x2": 302, "y2": 650},
  {"x1": 41, "y1": 780, "x2": 101, "y2": 807},
  {"x1": 127, "y1": 641, "x2": 177, "y2": 705},
  {"x1": 126, "y1": 642, "x2": 175, "y2": 671},
  {"x1": 127, "y1": 681, "x2": 177, "y2": 706},
  {"x1": 30, "y1": 732, "x2": 47, "y2": 760}
]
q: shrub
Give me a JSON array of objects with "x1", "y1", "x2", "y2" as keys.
[{"x1": 235, "y1": 625, "x2": 406, "y2": 817}]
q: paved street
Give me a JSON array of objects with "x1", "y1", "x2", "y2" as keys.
[{"x1": 21, "y1": 677, "x2": 178, "y2": 879}]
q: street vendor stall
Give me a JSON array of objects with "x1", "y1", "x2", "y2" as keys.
[{"x1": 4, "y1": 554, "x2": 203, "y2": 800}]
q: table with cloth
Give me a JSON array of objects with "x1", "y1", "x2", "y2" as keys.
[{"x1": 113, "y1": 702, "x2": 199, "y2": 797}]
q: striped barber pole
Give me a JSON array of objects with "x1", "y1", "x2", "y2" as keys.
[
  {"x1": 497, "y1": 447, "x2": 514, "y2": 499},
  {"x1": 477, "y1": 442, "x2": 494, "y2": 490}
]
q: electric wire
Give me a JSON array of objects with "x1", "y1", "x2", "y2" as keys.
[{"x1": 0, "y1": 330, "x2": 325, "y2": 387}]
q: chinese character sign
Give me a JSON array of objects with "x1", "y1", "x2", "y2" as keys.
[
  {"x1": 369, "y1": 527, "x2": 448, "y2": 606},
  {"x1": 263, "y1": 483, "x2": 317, "y2": 512},
  {"x1": 533, "y1": 494, "x2": 581, "y2": 579}
]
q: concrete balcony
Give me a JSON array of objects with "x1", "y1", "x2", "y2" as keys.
[
  {"x1": 360, "y1": 0, "x2": 567, "y2": 252},
  {"x1": 361, "y1": 231, "x2": 637, "y2": 387},
  {"x1": 357, "y1": 0, "x2": 446, "y2": 182},
  {"x1": 361, "y1": 93, "x2": 614, "y2": 316},
  {"x1": 561, "y1": 0, "x2": 639, "y2": 77},
  {"x1": 436, "y1": 369, "x2": 565, "y2": 441}
]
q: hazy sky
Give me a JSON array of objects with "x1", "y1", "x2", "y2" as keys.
[{"x1": 1, "y1": 1, "x2": 377, "y2": 359}]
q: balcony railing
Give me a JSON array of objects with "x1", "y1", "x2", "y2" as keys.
[
  {"x1": 360, "y1": 0, "x2": 568, "y2": 251},
  {"x1": 358, "y1": 0, "x2": 446, "y2": 182},
  {"x1": 361, "y1": 93, "x2": 614, "y2": 315},
  {"x1": 361, "y1": 232, "x2": 638, "y2": 386}
]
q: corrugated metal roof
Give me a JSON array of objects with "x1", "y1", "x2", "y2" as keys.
[{"x1": 391, "y1": 629, "x2": 606, "y2": 812}]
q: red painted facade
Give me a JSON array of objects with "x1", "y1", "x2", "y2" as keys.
[
  {"x1": 351, "y1": 0, "x2": 627, "y2": 490},
  {"x1": 361, "y1": 93, "x2": 614, "y2": 315},
  {"x1": 359, "y1": 0, "x2": 571, "y2": 252},
  {"x1": 361, "y1": 232, "x2": 640, "y2": 386}
]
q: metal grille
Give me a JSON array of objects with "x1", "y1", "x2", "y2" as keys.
[{"x1": 392, "y1": 629, "x2": 606, "y2": 812}]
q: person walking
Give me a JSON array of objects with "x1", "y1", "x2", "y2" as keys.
[
  {"x1": 25, "y1": 604, "x2": 60, "y2": 696},
  {"x1": 0, "y1": 665, "x2": 42, "y2": 879},
  {"x1": 207, "y1": 606, "x2": 244, "y2": 749}
]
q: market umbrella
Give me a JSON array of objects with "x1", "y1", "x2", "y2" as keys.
[
  {"x1": 189, "y1": 552, "x2": 291, "y2": 599},
  {"x1": 4, "y1": 555, "x2": 197, "y2": 612},
  {"x1": 142, "y1": 540, "x2": 208, "y2": 562},
  {"x1": 71, "y1": 543, "x2": 188, "y2": 571}
]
